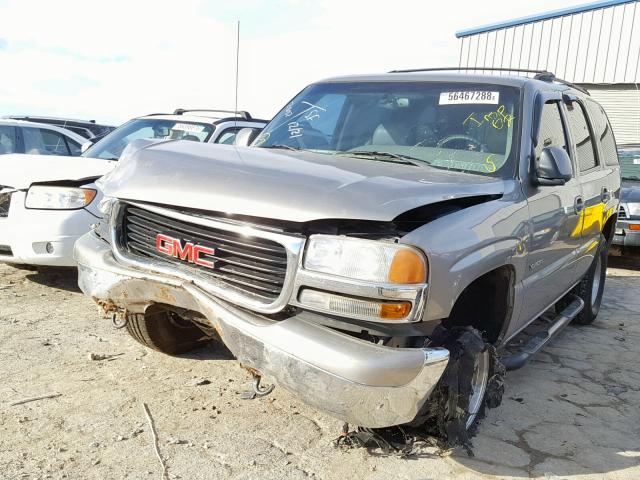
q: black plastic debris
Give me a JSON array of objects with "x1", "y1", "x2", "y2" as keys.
[{"x1": 333, "y1": 326, "x2": 506, "y2": 457}]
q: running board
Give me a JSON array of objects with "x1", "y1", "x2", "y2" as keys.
[{"x1": 500, "y1": 295, "x2": 584, "y2": 371}]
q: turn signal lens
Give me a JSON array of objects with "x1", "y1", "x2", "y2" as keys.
[
  {"x1": 380, "y1": 302, "x2": 412, "y2": 319},
  {"x1": 298, "y1": 288, "x2": 412, "y2": 321},
  {"x1": 388, "y1": 249, "x2": 427, "y2": 284},
  {"x1": 629, "y1": 224, "x2": 640, "y2": 231}
]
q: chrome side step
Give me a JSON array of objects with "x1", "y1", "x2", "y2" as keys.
[{"x1": 500, "y1": 295, "x2": 584, "y2": 371}]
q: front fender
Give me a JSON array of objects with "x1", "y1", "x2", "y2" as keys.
[{"x1": 400, "y1": 195, "x2": 529, "y2": 322}]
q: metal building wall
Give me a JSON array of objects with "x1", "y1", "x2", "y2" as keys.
[
  {"x1": 457, "y1": 0, "x2": 640, "y2": 144},
  {"x1": 457, "y1": 0, "x2": 640, "y2": 83},
  {"x1": 585, "y1": 84, "x2": 640, "y2": 144}
]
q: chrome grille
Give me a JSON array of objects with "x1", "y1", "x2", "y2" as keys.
[
  {"x1": 0, "y1": 192, "x2": 11, "y2": 218},
  {"x1": 618, "y1": 204, "x2": 628, "y2": 219},
  {"x1": 118, "y1": 204, "x2": 290, "y2": 302}
]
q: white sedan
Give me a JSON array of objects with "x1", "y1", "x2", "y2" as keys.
[
  {"x1": 0, "y1": 109, "x2": 266, "y2": 266},
  {"x1": 0, "y1": 157, "x2": 112, "y2": 265}
]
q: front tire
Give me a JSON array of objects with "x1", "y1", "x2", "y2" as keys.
[
  {"x1": 125, "y1": 307, "x2": 208, "y2": 355},
  {"x1": 417, "y1": 327, "x2": 505, "y2": 445}
]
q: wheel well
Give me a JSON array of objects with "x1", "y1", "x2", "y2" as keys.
[
  {"x1": 442, "y1": 265, "x2": 515, "y2": 345},
  {"x1": 602, "y1": 212, "x2": 617, "y2": 246}
]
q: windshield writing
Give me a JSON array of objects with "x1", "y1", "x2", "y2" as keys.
[{"x1": 254, "y1": 82, "x2": 520, "y2": 178}]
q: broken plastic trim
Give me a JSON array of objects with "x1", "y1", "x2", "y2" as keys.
[
  {"x1": 393, "y1": 194, "x2": 502, "y2": 232},
  {"x1": 334, "y1": 326, "x2": 505, "y2": 456}
]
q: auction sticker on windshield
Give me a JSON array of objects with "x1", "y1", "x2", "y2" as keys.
[
  {"x1": 172, "y1": 123, "x2": 205, "y2": 133},
  {"x1": 439, "y1": 91, "x2": 499, "y2": 105}
]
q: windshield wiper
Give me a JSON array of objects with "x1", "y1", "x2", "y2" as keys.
[
  {"x1": 622, "y1": 176, "x2": 640, "y2": 181},
  {"x1": 260, "y1": 144, "x2": 301, "y2": 151},
  {"x1": 337, "y1": 150, "x2": 425, "y2": 166}
]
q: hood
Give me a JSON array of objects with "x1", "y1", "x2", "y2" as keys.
[
  {"x1": 621, "y1": 180, "x2": 640, "y2": 203},
  {"x1": 101, "y1": 141, "x2": 509, "y2": 223},
  {"x1": 0, "y1": 154, "x2": 116, "y2": 190}
]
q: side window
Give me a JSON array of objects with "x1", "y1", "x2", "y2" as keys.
[
  {"x1": 215, "y1": 127, "x2": 242, "y2": 145},
  {"x1": 0, "y1": 126, "x2": 17, "y2": 154},
  {"x1": 23, "y1": 128, "x2": 71, "y2": 155},
  {"x1": 66, "y1": 138, "x2": 82, "y2": 156},
  {"x1": 565, "y1": 102, "x2": 598, "y2": 172},
  {"x1": 586, "y1": 99, "x2": 618, "y2": 166},
  {"x1": 536, "y1": 101, "x2": 568, "y2": 160}
]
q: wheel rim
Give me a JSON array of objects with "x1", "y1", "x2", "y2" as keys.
[
  {"x1": 591, "y1": 254, "x2": 602, "y2": 307},
  {"x1": 466, "y1": 349, "x2": 490, "y2": 429}
]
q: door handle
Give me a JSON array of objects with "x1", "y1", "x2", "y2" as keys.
[
  {"x1": 574, "y1": 196, "x2": 585, "y2": 214},
  {"x1": 601, "y1": 187, "x2": 611, "y2": 203}
]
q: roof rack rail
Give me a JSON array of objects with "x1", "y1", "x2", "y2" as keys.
[
  {"x1": 532, "y1": 73, "x2": 590, "y2": 95},
  {"x1": 388, "y1": 67, "x2": 590, "y2": 95},
  {"x1": 389, "y1": 67, "x2": 554, "y2": 75},
  {"x1": 173, "y1": 109, "x2": 252, "y2": 120}
]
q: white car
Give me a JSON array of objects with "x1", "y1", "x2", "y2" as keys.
[
  {"x1": 0, "y1": 109, "x2": 267, "y2": 266},
  {"x1": 0, "y1": 118, "x2": 87, "y2": 156}
]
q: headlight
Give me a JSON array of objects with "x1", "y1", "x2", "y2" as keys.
[
  {"x1": 627, "y1": 202, "x2": 640, "y2": 217},
  {"x1": 25, "y1": 186, "x2": 97, "y2": 210},
  {"x1": 303, "y1": 235, "x2": 427, "y2": 284}
]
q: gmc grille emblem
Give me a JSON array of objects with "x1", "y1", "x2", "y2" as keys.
[{"x1": 155, "y1": 233, "x2": 215, "y2": 269}]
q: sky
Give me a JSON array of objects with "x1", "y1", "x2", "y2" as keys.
[{"x1": 0, "y1": 0, "x2": 591, "y2": 126}]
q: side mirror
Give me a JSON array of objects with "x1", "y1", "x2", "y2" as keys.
[
  {"x1": 81, "y1": 142, "x2": 93, "y2": 153},
  {"x1": 535, "y1": 146, "x2": 573, "y2": 186},
  {"x1": 234, "y1": 127, "x2": 262, "y2": 147}
]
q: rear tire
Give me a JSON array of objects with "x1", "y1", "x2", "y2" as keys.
[
  {"x1": 125, "y1": 307, "x2": 208, "y2": 355},
  {"x1": 559, "y1": 235, "x2": 608, "y2": 325}
]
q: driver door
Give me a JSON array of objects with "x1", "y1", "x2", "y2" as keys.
[{"x1": 519, "y1": 99, "x2": 584, "y2": 325}]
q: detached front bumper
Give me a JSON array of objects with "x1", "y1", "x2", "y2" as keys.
[
  {"x1": 75, "y1": 232, "x2": 449, "y2": 428},
  {"x1": 613, "y1": 219, "x2": 640, "y2": 248}
]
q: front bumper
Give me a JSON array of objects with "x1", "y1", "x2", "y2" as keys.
[
  {"x1": 75, "y1": 232, "x2": 449, "y2": 428},
  {"x1": 613, "y1": 219, "x2": 640, "y2": 248}
]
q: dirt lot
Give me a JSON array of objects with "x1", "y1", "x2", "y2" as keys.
[{"x1": 1, "y1": 256, "x2": 639, "y2": 480}]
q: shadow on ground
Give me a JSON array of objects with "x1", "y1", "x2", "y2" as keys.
[{"x1": 24, "y1": 266, "x2": 81, "y2": 293}]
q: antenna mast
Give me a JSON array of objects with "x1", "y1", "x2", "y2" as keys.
[{"x1": 234, "y1": 20, "x2": 240, "y2": 124}]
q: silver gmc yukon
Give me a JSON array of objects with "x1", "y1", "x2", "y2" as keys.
[{"x1": 75, "y1": 70, "x2": 621, "y2": 441}]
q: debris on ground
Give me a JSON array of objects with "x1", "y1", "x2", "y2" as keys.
[
  {"x1": 10, "y1": 393, "x2": 62, "y2": 406},
  {"x1": 141, "y1": 403, "x2": 169, "y2": 480},
  {"x1": 88, "y1": 353, "x2": 124, "y2": 361},
  {"x1": 187, "y1": 378, "x2": 211, "y2": 387},
  {"x1": 167, "y1": 438, "x2": 188, "y2": 445}
]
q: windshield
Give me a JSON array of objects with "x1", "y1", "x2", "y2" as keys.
[
  {"x1": 83, "y1": 118, "x2": 214, "y2": 160},
  {"x1": 619, "y1": 148, "x2": 640, "y2": 180},
  {"x1": 254, "y1": 82, "x2": 520, "y2": 178}
]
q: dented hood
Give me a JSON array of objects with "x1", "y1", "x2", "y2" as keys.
[
  {"x1": 101, "y1": 141, "x2": 508, "y2": 223},
  {"x1": 0, "y1": 154, "x2": 115, "y2": 190}
]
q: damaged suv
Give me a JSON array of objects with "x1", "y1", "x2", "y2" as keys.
[{"x1": 75, "y1": 70, "x2": 620, "y2": 439}]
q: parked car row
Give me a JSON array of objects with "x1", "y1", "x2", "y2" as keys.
[
  {"x1": 0, "y1": 109, "x2": 266, "y2": 266},
  {"x1": 4, "y1": 115, "x2": 116, "y2": 140},
  {"x1": 613, "y1": 145, "x2": 640, "y2": 250},
  {"x1": 0, "y1": 118, "x2": 87, "y2": 156}
]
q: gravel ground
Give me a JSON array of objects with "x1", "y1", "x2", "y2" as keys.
[{"x1": 1, "y1": 255, "x2": 639, "y2": 480}]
